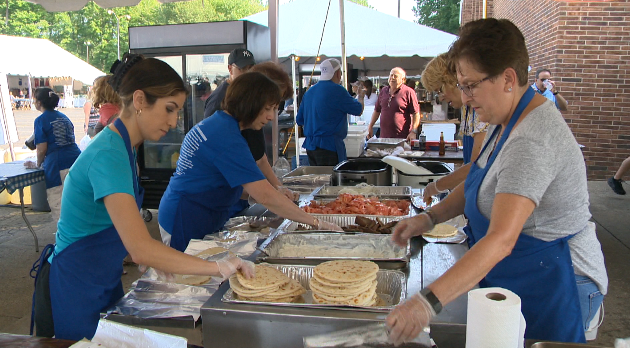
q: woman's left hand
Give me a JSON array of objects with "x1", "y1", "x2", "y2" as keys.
[
  {"x1": 278, "y1": 186, "x2": 300, "y2": 202},
  {"x1": 386, "y1": 293, "x2": 436, "y2": 346},
  {"x1": 391, "y1": 214, "x2": 433, "y2": 247}
]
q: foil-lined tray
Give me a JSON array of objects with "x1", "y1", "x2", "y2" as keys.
[
  {"x1": 285, "y1": 215, "x2": 405, "y2": 232},
  {"x1": 312, "y1": 185, "x2": 413, "y2": 199},
  {"x1": 258, "y1": 233, "x2": 409, "y2": 269},
  {"x1": 301, "y1": 199, "x2": 413, "y2": 219},
  {"x1": 222, "y1": 216, "x2": 284, "y2": 231},
  {"x1": 221, "y1": 263, "x2": 407, "y2": 312}
]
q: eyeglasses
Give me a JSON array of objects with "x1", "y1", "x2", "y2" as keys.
[
  {"x1": 387, "y1": 94, "x2": 393, "y2": 108},
  {"x1": 457, "y1": 76, "x2": 493, "y2": 97}
]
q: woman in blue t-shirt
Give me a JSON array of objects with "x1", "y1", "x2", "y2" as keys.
[
  {"x1": 32, "y1": 88, "x2": 81, "y2": 221},
  {"x1": 31, "y1": 54, "x2": 255, "y2": 341},
  {"x1": 158, "y1": 72, "x2": 341, "y2": 252}
]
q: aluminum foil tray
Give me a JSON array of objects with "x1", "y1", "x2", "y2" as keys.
[
  {"x1": 367, "y1": 138, "x2": 406, "y2": 149},
  {"x1": 258, "y1": 233, "x2": 409, "y2": 269},
  {"x1": 285, "y1": 215, "x2": 406, "y2": 232},
  {"x1": 301, "y1": 199, "x2": 413, "y2": 219},
  {"x1": 312, "y1": 185, "x2": 413, "y2": 199},
  {"x1": 221, "y1": 263, "x2": 407, "y2": 312},
  {"x1": 222, "y1": 216, "x2": 284, "y2": 231}
]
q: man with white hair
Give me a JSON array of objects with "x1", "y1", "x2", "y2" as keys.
[
  {"x1": 368, "y1": 67, "x2": 421, "y2": 141},
  {"x1": 297, "y1": 58, "x2": 365, "y2": 165}
]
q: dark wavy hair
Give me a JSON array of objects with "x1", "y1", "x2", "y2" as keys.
[
  {"x1": 222, "y1": 72, "x2": 281, "y2": 127},
  {"x1": 108, "y1": 53, "x2": 188, "y2": 109},
  {"x1": 449, "y1": 18, "x2": 529, "y2": 87},
  {"x1": 34, "y1": 88, "x2": 60, "y2": 111}
]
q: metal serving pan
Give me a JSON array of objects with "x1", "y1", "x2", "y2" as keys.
[
  {"x1": 530, "y1": 343, "x2": 611, "y2": 348},
  {"x1": 367, "y1": 138, "x2": 406, "y2": 149},
  {"x1": 284, "y1": 215, "x2": 406, "y2": 232},
  {"x1": 258, "y1": 233, "x2": 409, "y2": 269},
  {"x1": 312, "y1": 185, "x2": 412, "y2": 199},
  {"x1": 222, "y1": 263, "x2": 407, "y2": 312}
]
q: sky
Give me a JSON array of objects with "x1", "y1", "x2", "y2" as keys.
[{"x1": 276, "y1": 0, "x2": 418, "y2": 23}]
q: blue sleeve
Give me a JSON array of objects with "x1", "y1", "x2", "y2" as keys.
[
  {"x1": 336, "y1": 86, "x2": 363, "y2": 116},
  {"x1": 208, "y1": 133, "x2": 265, "y2": 188},
  {"x1": 88, "y1": 149, "x2": 135, "y2": 202},
  {"x1": 296, "y1": 102, "x2": 305, "y2": 125},
  {"x1": 34, "y1": 116, "x2": 47, "y2": 145}
]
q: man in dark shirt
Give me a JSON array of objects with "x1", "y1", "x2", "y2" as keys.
[{"x1": 203, "y1": 48, "x2": 256, "y2": 118}]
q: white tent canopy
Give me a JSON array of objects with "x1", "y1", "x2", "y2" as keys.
[
  {"x1": 0, "y1": 35, "x2": 105, "y2": 85},
  {"x1": 244, "y1": 0, "x2": 457, "y2": 76}
]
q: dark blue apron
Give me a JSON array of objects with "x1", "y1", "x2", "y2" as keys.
[
  {"x1": 462, "y1": 107, "x2": 475, "y2": 164},
  {"x1": 167, "y1": 184, "x2": 242, "y2": 252},
  {"x1": 47, "y1": 118, "x2": 144, "y2": 340},
  {"x1": 462, "y1": 87, "x2": 585, "y2": 343}
]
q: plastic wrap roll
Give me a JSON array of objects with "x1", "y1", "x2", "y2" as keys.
[{"x1": 465, "y1": 287, "x2": 526, "y2": 348}]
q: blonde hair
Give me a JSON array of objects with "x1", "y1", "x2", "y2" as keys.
[
  {"x1": 89, "y1": 75, "x2": 121, "y2": 109},
  {"x1": 421, "y1": 53, "x2": 458, "y2": 92}
]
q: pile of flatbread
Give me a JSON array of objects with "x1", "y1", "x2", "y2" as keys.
[
  {"x1": 230, "y1": 265, "x2": 305, "y2": 303},
  {"x1": 309, "y1": 260, "x2": 380, "y2": 306},
  {"x1": 423, "y1": 223, "x2": 458, "y2": 238}
]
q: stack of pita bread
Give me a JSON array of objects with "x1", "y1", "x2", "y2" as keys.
[
  {"x1": 309, "y1": 260, "x2": 380, "y2": 306},
  {"x1": 229, "y1": 265, "x2": 305, "y2": 303},
  {"x1": 424, "y1": 223, "x2": 458, "y2": 238}
]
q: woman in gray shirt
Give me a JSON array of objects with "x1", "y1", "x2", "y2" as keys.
[{"x1": 386, "y1": 18, "x2": 607, "y2": 345}]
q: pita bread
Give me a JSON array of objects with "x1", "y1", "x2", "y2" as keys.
[
  {"x1": 309, "y1": 276, "x2": 375, "y2": 296},
  {"x1": 229, "y1": 275, "x2": 278, "y2": 297},
  {"x1": 311, "y1": 280, "x2": 377, "y2": 302},
  {"x1": 236, "y1": 265, "x2": 289, "y2": 290},
  {"x1": 424, "y1": 224, "x2": 458, "y2": 238},
  {"x1": 314, "y1": 260, "x2": 379, "y2": 284},
  {"x1": 172, "y1": 247, "x2": 229, "y2": 286}
]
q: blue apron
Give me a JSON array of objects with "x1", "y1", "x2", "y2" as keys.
[
  {"x1": 167, "y1": 184, "x2": 242, "y2": 252},
  {"x1": 462, "y1": 107, "x2": 475, "y2": 164},
  {"x1": 462, "y1": 87, "x2": 585, "y2": 343},
  {"x1": 48, "y1": 118, "x2": 144, "y2": 340},
  {"x1": 42, "y1": 145, "x2": 81, "y2": 188}
]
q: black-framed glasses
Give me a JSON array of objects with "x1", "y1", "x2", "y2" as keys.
[{"x1": 457, "y1": 76, "x2": 493, "y2": 97}]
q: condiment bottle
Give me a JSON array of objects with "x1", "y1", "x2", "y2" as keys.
[{"x1": 439, "y1": 132, "x2": 445, "y2": 156}]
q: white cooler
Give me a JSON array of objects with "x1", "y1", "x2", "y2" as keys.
[{"x1": 344, "y1": 125, "x2": 368, "y2": 158}]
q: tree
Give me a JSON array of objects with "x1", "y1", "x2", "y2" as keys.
[
  {"x1": 0, "y1": 0, "x2": 266, "y2": 72},
  {"x1": 413, "y1": 0, "x2": 460, "y2": 35}
]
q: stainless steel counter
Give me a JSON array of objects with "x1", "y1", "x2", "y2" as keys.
[{"x1": 201, "y1": 234, "x2": 469, "y2": 348}]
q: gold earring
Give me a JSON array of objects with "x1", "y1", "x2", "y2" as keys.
[{"x1": 136, "y1": 109, "x2": 142, "y2": 116}]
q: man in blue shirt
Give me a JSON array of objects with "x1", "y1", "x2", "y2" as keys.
[
  {"x1": 531, "y1": 68, "x2": 568, "y2": 111},
  {"x1": 297, "y1": 58, "x2": 364, "y2": 165}
]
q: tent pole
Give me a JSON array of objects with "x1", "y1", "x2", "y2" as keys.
[
  {"x1": 339, "y1": 0, "x2": 347, "y2": 90},
  {"x1": 292, "y1": 55, "x2": 299, "y2": 167},
  {"x1": 269, "y1": 0, "x2": 279, "y2": 166},
  {"x1": 1, "y1": 73, "x2": 16, "y2": 161},
  {"x1": 28, "y1": 73, "x2": 33, "y2": 109}
]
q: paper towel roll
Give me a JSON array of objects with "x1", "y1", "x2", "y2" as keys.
[{"x1": 465, "y1": 287, "x2": 526, "y2": 348}]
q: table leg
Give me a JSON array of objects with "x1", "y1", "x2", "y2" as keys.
[{"x1": 19, "y1": 188, "x2": 39, "y2": 252}]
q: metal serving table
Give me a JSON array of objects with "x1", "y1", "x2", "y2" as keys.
[
  {"x1": 201, "y1": 234, "x2": 469, "y2": 348},
  {"x1": 0, "y1": 161, "x2": 44, "y2": 252}
]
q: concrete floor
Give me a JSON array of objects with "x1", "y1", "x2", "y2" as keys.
[{"x1": 1, "y1": 109, "x2": 629, "y2": 345}]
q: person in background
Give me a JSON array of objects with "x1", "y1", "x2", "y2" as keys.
[
  {"x1": 31, "y1": 54, "x2": 255, "y2": 341},
  {"x1": 203, "y1": 48, "x2": 255, "y2": 118},
  {"x1": 362, "y1": 79, "x2": 378, "y2": 107},
  {"x1": 90, "y1": 75, "x2": 122, "y2": 135},
  {"x1": 159, "y1": 72, "x2": 342, "y2": 252},
  {"x1": 29, "y1": 88, "x2": 81, "y2": 222},
  {"x1": 296, "y1": 58, "x2": 364, "y2": 166},
  {"x1": 386, "y1": 18, "x2": 606, "y2": 344},
  {"x1": 82, "y1": 96, "x2": 99, "y2": 138},
  {"x1": 368, "y1": 67, "x2": 421, "y2": 141},
  {"x1": 227, "y1": 61, "x2": 300, "y2": 217},
  {"x1": 531, "y1": 68, "x2": 568, "y2": 111},
  {"x1": 421, "y1": 53, "x2": 488, "y2": 204},
  {"x1": 404, "y1": 78, "x2": 416, "y2": 90},
  {"x1": 608, "y1": 156, "x2": 630, "y2": 195}
]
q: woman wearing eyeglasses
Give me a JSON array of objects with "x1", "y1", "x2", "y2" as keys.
[
  {"x1": 420, "y1": 53, "x2": 488, "y2": 204},
  {"x1": 386, "y1": 18, "x2": 607, "y2": 345}
]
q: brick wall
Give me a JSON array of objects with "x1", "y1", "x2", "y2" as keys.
[{"x1": 461, "y1": 0, "x2": 630, "y2": 180}]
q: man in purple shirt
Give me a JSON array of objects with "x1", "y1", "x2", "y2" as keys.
[{"x1": 368, "y1": 67, "x2": 421, "y2": 141}]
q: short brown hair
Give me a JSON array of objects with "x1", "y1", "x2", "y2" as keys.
[
  {"x1": 421, "y1": 53, "x2": 458, "y2": 92},
  {"x1": 222, "y1": 72, "x2": 281, "y2": 127},
  {"x1": 449, "y1": 18, "x2": 529, "y2": 87},
  {"x1": 89, "y1": 75, "x2": 121, "y2": 109},
  {"x1": 109, "y1": 54, "x2": 188, "y2": 109},
  {"x1": 250, "y1": 62, "x2": 293, "y2": 100}
]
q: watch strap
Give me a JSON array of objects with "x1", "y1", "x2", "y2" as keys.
[{"x1": 420, "y1": 288, "x2": 443, "y2": 314}]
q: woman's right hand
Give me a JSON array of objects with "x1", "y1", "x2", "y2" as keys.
[
  {"x1": 216, "y1": 255, "x2": 255, "y2": 280},
  {"x1": 423, "y1": 181, "x2": 439, "y2": 205},
  {"x1": 315, "y1": 219, "x2": 344, "y2": 232},
  {"x1": 391, "y1": 214, "x2": 433, "y2": 247}
]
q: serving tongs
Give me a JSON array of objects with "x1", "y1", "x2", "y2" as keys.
[{"x1": 303, "y1": 323, "x2": 435, "y2": 348}]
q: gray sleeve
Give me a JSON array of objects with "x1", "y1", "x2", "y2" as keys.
[{"x1": 495, "y1": 136, "x2": 556, "y2": 207}]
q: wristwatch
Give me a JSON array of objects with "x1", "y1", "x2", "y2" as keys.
[
  {"x1": 420, "y1": 288, "x2": 443, "y2": 314},
  {"x1": 411, "y1": 129, "x2": 418, "y2": 134},
  {"x1": 552, "y1": 90, "x2": 559, "y2": 95}
]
